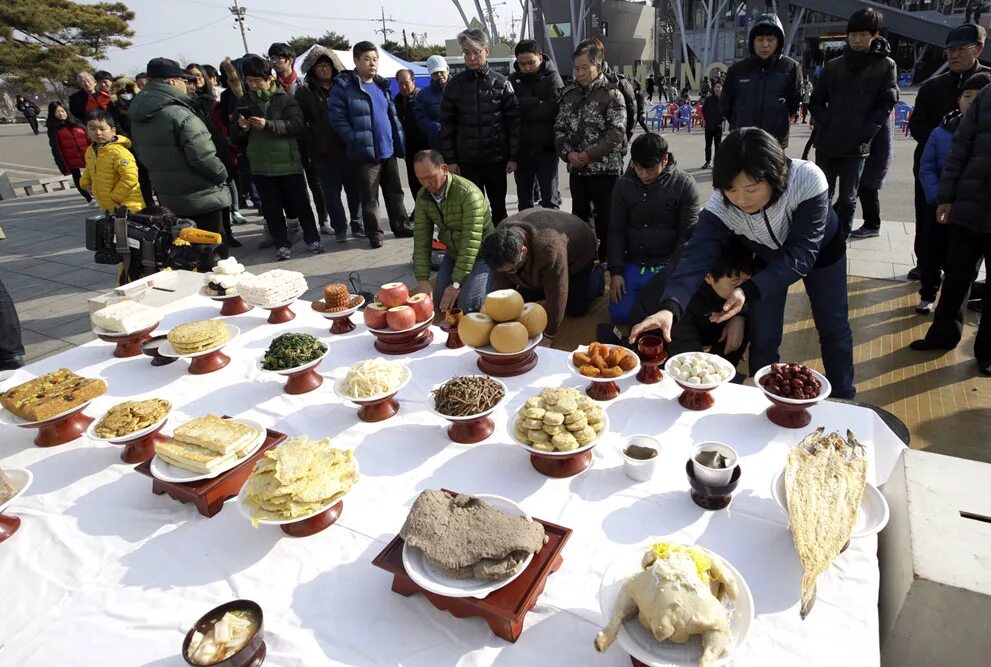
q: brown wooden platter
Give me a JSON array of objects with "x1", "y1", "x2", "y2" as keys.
[
  {"x1": 135, "y1": 422, "x2": 287, "y2": 518},
  {"x1": 372, "y1": 490, "x2": 572, "y2": 643}
]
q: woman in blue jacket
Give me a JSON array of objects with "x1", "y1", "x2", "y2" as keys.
[{"x1": 631, "y1": 128, "x2": 854, "y2": 398}]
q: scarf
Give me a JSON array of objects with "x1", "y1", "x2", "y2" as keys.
[{"x1": 277, "y1": 70, "x2": 298, "y2": 92}]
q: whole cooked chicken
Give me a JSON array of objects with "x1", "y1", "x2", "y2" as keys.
[{"x1": 594, "y1": 543, "x2": 739, "y2": 667}]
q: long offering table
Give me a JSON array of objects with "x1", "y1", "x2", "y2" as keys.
[{"x1": 0, "y1": 294, "x2": 905, "y2": 665}]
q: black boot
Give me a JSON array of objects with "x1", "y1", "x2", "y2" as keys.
[{"x1": 224, "y1": 217, "x2": 242, "y2": 248}]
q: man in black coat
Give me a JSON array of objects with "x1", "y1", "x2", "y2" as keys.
[
  {"x1": 907, "y1": 23, "x2": 990, "y2": 280},
  {"x1": 810, "y1": 8, "x2": 898, "y2": 239},
  {"x1": 509, "y1": 40, "x2": 564, "y2": 210},
  {"x1": 440, "y1": 28, "x2": 521, "y2": 222},
  {"x1": 720, "y1": 13, "x2": 802, "y2": 148},
  {"x1": 395, "y1": 69, "x2": 428, "y2": 213},
  {"x1": 701, "y1": 81, "x2": 724, "y2": 169}
]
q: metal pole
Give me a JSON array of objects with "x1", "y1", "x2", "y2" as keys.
[{"x1": 229, "y1": 0, "x2": 249, "y2": 54}]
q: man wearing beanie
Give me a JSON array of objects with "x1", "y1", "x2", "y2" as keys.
[
  {"x1": 908, "y1": 23, "x2": 990, "y2": 285},
  {"x1": 720, "y1": 13, "x2": 803, "y2": 148},
  {"x1": 810, "y1": 8, "x2": 898, "y2": 240}
]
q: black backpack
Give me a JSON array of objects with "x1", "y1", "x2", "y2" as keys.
[{"x1": 604, "y1": 68, "x2": 637, "y2": 139}]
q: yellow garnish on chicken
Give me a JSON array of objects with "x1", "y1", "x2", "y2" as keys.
[{"x1": 651, "y1": 542, "x2": 712, "y2": 586}]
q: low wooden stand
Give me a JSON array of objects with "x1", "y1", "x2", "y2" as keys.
[
  {"x1": 586, "y1": 380, "x2": 621, "y2": 401},
  {"x1": 0, "y1": 513, "x2": 21, "y2": 543},
  {"x1": 263, "y1": 303, "x2": 295, "y2": 324},
  {"x1": 97, "y1": 323, "x2": 157, "y2": 358},
  {"x1": 22, "y1": 405, "x2": 94, "y2": 448},
  {"x1": 529, "y1": 449, "x2": 593, "y2": 478},
  {"x1": 119, "y1": 425, "x2": 168, "y2": 464},
  {"x1": 188, "y1": 349, "x2": 230, "y2": 375},
  {"x1": 214, "y1": 295, "x2": 253, "y2": 317},
  {"x1": 475, "y1": 349, "x2": 539, "y2": 377},
  {"x1": 372, "y1": 321, "x2": 434, "y2": 355},
  {"x1": 445, "y1": 415, "x2": 495, "y2": 444},
  {"x1": 281, "y1": 500, "x2": 343, "y2": 537}
]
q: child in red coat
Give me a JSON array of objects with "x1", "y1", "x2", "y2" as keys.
[{"x1": 46, "y1": 101, "x2": 93, "y2": 204}]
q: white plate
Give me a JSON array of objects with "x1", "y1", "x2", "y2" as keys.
[
  {"x1": 567, "y1": 344, "x2": 641, "y2": 383},
  {"x1": 598, "y1": 542, "x2": 754, "y2": 667},
  {"x1": 333, "y1": 365, "x2": 412, "y2": 404},
  {"x1": 468, "y1": 333, "x2": 542, "y2": 357},
  {"x1": 401, "y1": 494, "x2": 536, "y2": 598},
  {"x1": 0, "y1": 399, "x2": 96, "y2": 428},
  {"x1": 426, "y1": 377, "x2": 508, "y2": 421},
  {"x1": 366, "y1": 317, "x2": 431, "y2": 336},
  {"x1": 243, "y1": 293, "x2": 303, "y2": 310},
  {"x1": 91, "y1": 321, "x2": 159, "y2": 338},
  {"x1": 754, "y1": 364, "x2": 832, "y2": 405},
  {"x1": 509, "y1": 411, "x2": 609, "y2": 457},
  {"x1": 258, "y1": 347, "x2": 329, "y2": 376},
  {"x1": 86, "y1": 408, "x2": 171, "y2": 444},
  {"x1": 664, "y1": 352, "x2": 735, "y2": 391},
  {"x1": 236, "y1": 480, "x2": 348, "y2": 526},
  {"x1": 316, "y1": 295, "x2": 365, "y2": 319},
  {"x1": 0, "y1": 369, "x2": 16, "y2": 386},
  {"x1": 0, "y1": 468, "x2": 33, "y2": 514},
  {"x1": 771, "y1": 470, "x2": 890, "y2": 538},
  {"x1": 199, "y1": 285, "x2": 242, "y2": 300},
  {"x1": 158, "y1": 324, "x2": 240, "y2": 359},
  {"x1": 148, "y1": 418, "x2": 267, "y2": 483}
]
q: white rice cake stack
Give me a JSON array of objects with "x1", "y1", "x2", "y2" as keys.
[
  {"x1": 239, "y1": 269, "x2": 308, "y2": 307},
  {"x1": 91, "y1": 301, "x2": 161, "y2": 334}
]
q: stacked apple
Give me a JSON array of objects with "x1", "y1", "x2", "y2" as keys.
[{"x1": 363, "y1": 282, "x2": 434, "y2": 331}]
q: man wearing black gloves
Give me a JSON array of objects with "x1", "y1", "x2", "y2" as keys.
[
  {"x1": 810, "y1": 8, "x2": 898, "y2": 239},
  {"x1": 720, "y1": 13, "x2": 803, "y2": 148},
  {"x1": 907, "y1": 24, "x2": 990, "y2": 282}
]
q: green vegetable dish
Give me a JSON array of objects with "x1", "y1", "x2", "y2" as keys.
[{"x1": 262, "y1": 333, "x2": 327, "y2": 371}]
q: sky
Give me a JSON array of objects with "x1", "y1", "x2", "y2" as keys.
[{"x1": 92, "y1": 0, "x2": 522, "y2": 75}]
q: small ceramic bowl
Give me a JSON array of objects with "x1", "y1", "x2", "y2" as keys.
[
  {"x1": 182, "y1": 599, "x2": 265, "y2": 667},
  {"x1": 690, "y1": 442, "x2": 738, "y2": 486}
]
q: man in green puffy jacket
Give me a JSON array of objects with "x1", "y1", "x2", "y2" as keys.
[
  {"x1": 128, "y1": 58, "x2": 231, "y2": 244},
  {"x1": 412, "y1": 149, "x2": 494, "y2": 313}
]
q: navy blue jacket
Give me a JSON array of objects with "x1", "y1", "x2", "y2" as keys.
[
  {"x1": 415, "y1": 79, "x2": 444, "y2": 150},
  {"x1": 920, "y1": 112, "x2": 958, "y2": 205},
  {"x1": 328, "y1": 71, "x2": 405, "y2": 163},
  {"x1": 659, "y1": 192, "x2": 842, "y2": 321}
]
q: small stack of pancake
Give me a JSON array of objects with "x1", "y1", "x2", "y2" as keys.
[
  {"x1": 155, "y1": 414, "x2": 261, "y2": 474},
  {"x1": 167, "y1": 320, "x2": 230, "y2": 355}
]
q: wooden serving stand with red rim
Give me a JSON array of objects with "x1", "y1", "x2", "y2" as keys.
[
  {"x1": 0, "y1": 513, "x2": 21, "y2": 543},
  {"x1": 475, "y1": 348, "x2": 539, "y2": 377},
  {"x1": 96, "y1": 322, "x2": 158, "y2": 358},
  {"x1": 371, "y1": 319, "x2": 434, "y2": 355},
  {"x1": 187, "y1": 349, "x2": 231, "y2": 375},
  {"x1": 763, "y1": 395, "x2": 817, "y2": 428},
  {"x1": 135, "y1": 423, "x2": 287, "y2": 518},
  {"x1": 372, "y1": 489, "x2": 572, "y2": 643},
  {"x1": 118, "y1": 423, "x2": 168, "y2": 464},
  {"x1": 214, "y1": 295, "x2": 253, "y2": 317},
  {"x1": 281, "y1": 499, "x2": 344, "y2": 538},
  {"x1": 529, "y1": 449, "x2": 594, "y2": 477},
  {"x1": 20, "y1": 404, "x2": 94, "y2": 448},
  {"x1": 328, "y1": 315, "x2": 356, "y2": 335},
  {"x1": 443, "y1": 415, "x2": 494, "y2": 444},
  {"x1": 262, "y1": 303, "x2": 295, "y2": 324}
]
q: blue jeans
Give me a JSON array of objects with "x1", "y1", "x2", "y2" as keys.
[
  {"x1": 609, "y1": 264, "x2": 664, "y2": 324},
  {"x1": 313, "y1": 156, "x2": 363, "y2": 234},
  {"x1": 747, "y1": 255, "x2": 855, "y2": 399},
  {"x1": 514, "y1": 150, "x2": 560, "y2": 210},
  {"x1": 816, "y1": 154, "x2": 866, "y2": 238},
  {"x1": 434, "y1": 254, "x2": 493, "y2": 313}
]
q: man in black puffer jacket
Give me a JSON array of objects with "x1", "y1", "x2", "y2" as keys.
[
  {"x1": 509, "y1": 40, "x2": 564, "y2": 210},
  {"x1": 810, "y1": 8, "x2": 898, "y2": 239},
  {"x1": 721, "y1": 13, "x2": 802, "y2": 148},
  {"x1": 440, "y1": 28, "x2": 520, "y2": 222},
  {"x1": 912, "y1": 81, "x2": 991, "y2": 374}
]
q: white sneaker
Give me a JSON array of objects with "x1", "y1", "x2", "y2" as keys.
[
  {"x1": 916, "y1": 300, "x2": 934, "y2": 314},
  {"x1": 87, "y1": 199, "x2": 99, "y2": 208}
]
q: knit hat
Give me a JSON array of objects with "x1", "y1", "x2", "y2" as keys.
[
  {"x1": 426, "y1": 55, "x2": 449, "y2": 74},
  {"x1": 946, "y1": 23, "x2": 987, "y2": 47},
  {"x1": 962, "y1": 71, "x2": 991, "y2": 93}
]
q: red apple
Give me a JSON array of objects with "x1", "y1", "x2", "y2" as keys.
[
  {"x1": 407, "y1": 292, "x2": 434, "y2": 322},
  {"x1": 377, "y1": 282, "x2": 410, "y2": 308},
  {"x1": 363, "y1": 302, "x2": 390, "y2": 329},
  {"x1": 386, "y1": 305, "x2": 417, "y2": 331}
]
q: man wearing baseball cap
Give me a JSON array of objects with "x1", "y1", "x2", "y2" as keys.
[
  {"x1": 908, "y1": 24, "x2": 989, "y2": 298},
  {"x1": 129, "y1": 58, "x2": 232, "y2": 248},
  {"x1": 415, "y1": 55, "x2": 449, "y2": 151}
]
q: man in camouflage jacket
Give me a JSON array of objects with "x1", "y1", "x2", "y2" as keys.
[{"x1": 554, "y1": 41, "x2": 627, "y2": 262}]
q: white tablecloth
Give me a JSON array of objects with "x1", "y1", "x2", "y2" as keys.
[{"x1": 0, "y1": 295, "x2": 905, "y2": 666}]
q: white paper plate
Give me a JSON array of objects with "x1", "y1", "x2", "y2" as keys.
[
  {"x1": 258, "y1": 347, "x2": 328, "y2": 376},
  {"x1": 316, "y1": 295, "x2": 365, "y2": 319},
  {"x1": 754, "y1": 364, "x2": 832, "y2": 405},
  {"x1": 597, "y1": 542, "x2": 754, "y2": 667},
  {"x1": 468, "y1": 333, "x2": 542, "y2": 357},
  {"x1": 236, "y1": 482, "x2": 347, "y2": 526},
  {"x1": 91, "y1": 321, "x2": 159, "y2": 338},
  {"x1": 771, "y1": 470, "x2": 890, "y2": 538},
  {"x1": 333, "y1": 365, "x2": 411, "y2": 404},
  {"x1": 0, "y1": 468, "x2": 32, "y2": 514},
  {"x1": 158, "y1": 324, "x2": 240, "y2": 359},
  {"x1": 366, "y1": 316, "x2": 431, "y2": 336},
  {"x1": 86, "y1": 408, "x2": 170, "y2": 444},
  {"x1": 425, "y1": 377, "x2": 507, "y2": 422},
  {"x1": 567, "y1": 344, "x2": 641, "y2": 383},
  {"x1": 401, "y1": 494, "x2": 536, "y2": 598},
  {"x1": 509, "y1": 411, "x2": 609, "y2": 457},
  {"x1": 664, "y1": 352, "x2": 735, "y2": 391},
  {"x1": 0, "y1": 399, "x2": 96, "y2": 428},
  {"x1": 149, "y1": 418, "x2": 266, "y2": 483}
]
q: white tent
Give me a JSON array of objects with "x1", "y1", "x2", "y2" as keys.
[{"x1": 293, "y1": 46, "x2": 428, "y2": 80}]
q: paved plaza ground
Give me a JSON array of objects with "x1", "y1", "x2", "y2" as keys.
[{"x1": 1, "y1": 88, "x2": 988, "y2": 460}]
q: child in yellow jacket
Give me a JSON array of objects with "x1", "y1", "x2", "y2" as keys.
[{"x1": 80, "y1": 109, "x2": 145, "y2": 213}]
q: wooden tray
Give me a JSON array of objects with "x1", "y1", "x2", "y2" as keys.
[
  {"x1": 372, "y1": 492, "x2": 571, "y2": 643},
  {"x1": 135, "y1": 423, "x2": 287, "y2": 518}
]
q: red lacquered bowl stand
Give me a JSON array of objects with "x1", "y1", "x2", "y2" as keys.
[
  {"x1": 355, "y1": 393, "x2": 401, "y2": 422},
  {"x1": 213, "y1": 295, "x2": 253, "y2": 317},
  {"x1": 585, "y1": 380, "x2": 621, "y2": 401},
  {"x1": 118, "y1": 423, "x2": 168, "y2": 464},
  {"x1": 97, "y1": 323, "x2": 158, "y2": 358},
  {"x1": 327, "y1": 315, "x2": 356, "y2": 335},
  {"x1": 636, "y1": 335, "x2": 667, "y2": 384},
  {"x1": 188, "y1": 349, "x2": 230, "y2": 375},
  {"x1": 281, "y1": 500, "x2": 343, "y2": 537},
  {"x1": 529, "y1": 449, "x2": 593, "y2": 477},
  {"x1": 444, "y1": 415, "x2": 495, "y2": 444},
  {"x1": 371, "y1": 320, "x2": 433, "y2": 355},
  {"x1": 475, "y1": 349, "x2": 539, "y2": 377},
  {"x1": 282, "y1": 366, "x2": 323, "y2": 395},
  {"x1": 674, "y1": 383, "x2": 717, "y2": 411},
  {"x1": 0, "y1": 513, "x2": 22, "y2": 543},
  {"x1": 764, "y1": 396, "x2": 817, "y2": 428},
  {"x1": 263, "y1": 303, "x2": 295, "y2": 324},
  {"x1": 20, "y1": 405, "x2": 94, "y2": 447}
]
